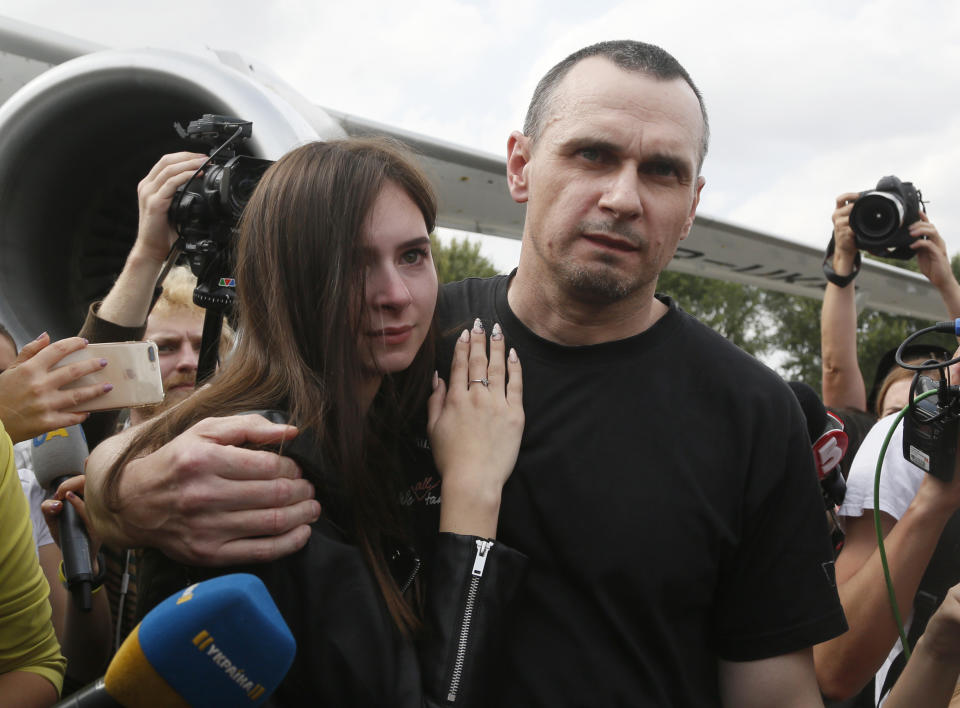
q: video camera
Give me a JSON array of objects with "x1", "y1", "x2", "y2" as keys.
[
  {"x1": 898, "y1": 321, "x2": 960, "y2": 481},
  {"x1": 849, "y1": 175, "x2": 923, "y2": 260},
  {"x1": 168, "y1": 114, "x2": 274, "y2": 311},
  {"x1": 904, "y1": 373, "x2": 960, "y2": 482},
  {"x1": 164, "y1": 114, "x2": 274, "y2": 384}
]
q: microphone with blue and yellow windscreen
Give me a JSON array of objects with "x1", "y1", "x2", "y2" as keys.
[{"x1": 55, "y1": 573, "x2": 295, "y2": 707}]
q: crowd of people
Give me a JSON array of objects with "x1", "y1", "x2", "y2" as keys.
[{"x1": 2, "y1": 38, "x2": 960, "y2": 708}]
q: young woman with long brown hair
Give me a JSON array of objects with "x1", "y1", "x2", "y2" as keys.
[{"x1": 96, "y1": 138, "x2": 525, "y2": 705}]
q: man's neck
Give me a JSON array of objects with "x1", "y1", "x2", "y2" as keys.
[{"x1": 506, "y1": 267, "x2": 668, "y2": 346}]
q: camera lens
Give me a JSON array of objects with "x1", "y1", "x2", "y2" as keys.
[
  {"x1": 850, "y1": 191, "x2": 905, "y2": 242},
  {"x1": 227, "y1": 175, "x2": 261, "y2": 217}
]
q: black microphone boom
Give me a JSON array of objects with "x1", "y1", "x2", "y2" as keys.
[
  {"x1": 31, "y1": 425, "x2": 96, "y2": 611},
  {"x1": 56, "y1": 476, "x2": 96, "y2": 612}
]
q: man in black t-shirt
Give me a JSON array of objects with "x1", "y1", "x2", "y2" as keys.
[
  {"x1": 422, "y1": 42, "x2": 844, "y2": 705},
  {"x1": 419, "y1": 274, "x2": 847, "y2": 705},
  {"x1": 405, "y1": 42, "x2": 847, "y2": 702},
  {"x1": 84, "y1": 41, "x2": 846, "y2": 707}
]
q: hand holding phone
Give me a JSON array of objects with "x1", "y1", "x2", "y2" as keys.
[
  {"x1": 0, "y1": 334, "x2": 115, "y2": 441},
  {"x1": 54, "y1": 341, "x2": 164, "y2": 413}
]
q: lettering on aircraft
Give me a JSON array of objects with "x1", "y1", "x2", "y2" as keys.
[{"x1": 674, "y1": 246, "x2": 826, "y2": 291}]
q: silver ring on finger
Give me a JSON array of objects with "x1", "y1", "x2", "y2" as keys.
[{"x1": 470, "y1": 378, "x2": 489, "y2": 387}]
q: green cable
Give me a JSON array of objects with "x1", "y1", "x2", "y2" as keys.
[{"x1": 873, "y1": 388, "x2": 939, "y2": 662}]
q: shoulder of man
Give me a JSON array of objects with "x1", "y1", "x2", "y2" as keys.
[
  {"x1": 437, "y1": 274, "x2": 507, "y2": 331},
  {"x1": 661, "y1": 295, "x2": 793, "y2": 399}
]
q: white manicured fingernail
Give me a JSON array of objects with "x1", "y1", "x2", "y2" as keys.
[
  {"x1": 491, "y1": 323, "x2": 503, "y2": 341},
  {"x1": 459, "y1": 329, "x2": 470, "y2": 343},
  {"x1": 509, "y1": 347, "x2": 519, "y2": 363},
  {"x1": 473, "y1": 317, "x2": 484, "y2": 333}
]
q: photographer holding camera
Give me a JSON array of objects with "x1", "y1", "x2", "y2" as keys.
[
  {"x1": 821, "y1": 183, "x2": 960, "y2": 419},
  {"x1": 815, "y1": 184, "x2": 960, "y2": 705}
]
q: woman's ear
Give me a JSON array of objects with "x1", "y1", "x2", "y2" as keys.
[{"x1": 506, "y1": 131, "x2": 532, "y2": 204}]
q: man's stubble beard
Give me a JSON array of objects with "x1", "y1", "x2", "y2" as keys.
[
  {"x1": 534, "y1": 220, "x2": 658, "y2": 305},
  {"x1": 560, "y1": 257, "x2": 644, "y2": 304},
  {"x1": 553, "y1": 243, "x2": 658, "y2": 305}
]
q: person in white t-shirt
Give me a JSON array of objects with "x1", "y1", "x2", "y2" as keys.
[{"x1": 818, "y1": 349, "x2": 960, "y2": 705}]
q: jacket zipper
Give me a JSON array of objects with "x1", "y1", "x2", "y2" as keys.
[
  {"x1": 446, "y1": 539, "x2": 493, "y2": 703},
  {"x1": 399, "y1": 554, "x2": 421, "y2": 594}
]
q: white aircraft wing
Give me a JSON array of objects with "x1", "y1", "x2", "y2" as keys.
[{"x1": 0, "y1": 15, "x2": 102, "y2": 104}]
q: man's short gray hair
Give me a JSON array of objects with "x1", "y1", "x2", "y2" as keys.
[{"x1": 523, "y1": 40, "x2": 709, "y2": 169}]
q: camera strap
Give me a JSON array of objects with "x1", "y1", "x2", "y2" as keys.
[
  {"x1": 822, "y1": 234, "x2": 862, "y2": 288},
  {"x1": 145, "y1": 240, "x2": 185, "y2": 314}
]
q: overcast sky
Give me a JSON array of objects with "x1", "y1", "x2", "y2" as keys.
[{"x1": 2, "y1": 0, "x2": 958, "y2": 273}]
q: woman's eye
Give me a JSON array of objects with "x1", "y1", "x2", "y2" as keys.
[{"x1": 401, "y1": 248, "x2": 427, "y2": 265}]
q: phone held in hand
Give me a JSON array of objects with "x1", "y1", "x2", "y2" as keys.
[{"x1": 54, "y1": 341, "x2": 165, "y2": 412}]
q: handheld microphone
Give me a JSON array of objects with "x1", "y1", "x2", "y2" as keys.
[
  {"x1": 31, "y1": 425, "x2": 96, "y2": 611},
  {"x1": 788, "y1": 382, "x2": 849, "y2": 500},
  {"x1": 789, "y1": 381, "x2": 850, "y2": 553},
  {"x1": 54, "y1": 573, "x2": 296, "y2": 707}
]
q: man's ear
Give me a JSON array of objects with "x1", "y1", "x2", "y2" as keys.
[
  {"x1": 679, "y1": 175, "x2": 706, "y2": 240},
  {"x1": 506, "y1": 131, "x2": 532, "y2": 204}
]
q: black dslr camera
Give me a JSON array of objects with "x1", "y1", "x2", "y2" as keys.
[
  {"x1": 168, "y1": 114, "x2": 274, "y2": 310},
  {"x1": 849, "y1": 175, "x2": 923, "y2": 260}
]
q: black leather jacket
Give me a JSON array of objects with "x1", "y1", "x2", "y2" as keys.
[
  {"x1": 139, "y1": 517, "x2": 527, "y2": 708},
  {"x1": 137, "y1": 412, "x2": 528, "y2": 707},
  {"x1": 259, "y1": 526, "x2": 527, "y2": 707}
]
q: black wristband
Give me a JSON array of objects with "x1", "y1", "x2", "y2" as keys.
[{"x1": 823, "y1": 234, "x2": 861, "y2": 288}]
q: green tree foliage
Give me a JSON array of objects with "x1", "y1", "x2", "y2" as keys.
[
  {"x1": 761, "y1": 291, "x2": 823, "y2": 386},
  {"x1": 762, "y1": 290, "x2": 936, "y2": 395},
  {"x1": 430, "y1": 233, "x2": 499, "y2": 284}
]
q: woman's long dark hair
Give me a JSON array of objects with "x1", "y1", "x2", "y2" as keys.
[{"x1": 103, "y1": 138, "x2": 438, "y2": 631}]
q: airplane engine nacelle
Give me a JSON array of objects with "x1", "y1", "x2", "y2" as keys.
[{"x1": 0, "y1": 48, "x2": 337, "y2": 345}]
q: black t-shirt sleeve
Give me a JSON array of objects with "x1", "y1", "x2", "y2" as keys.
[{"x1": 712, "y1": 387, "x2": 848, "y2": 661}]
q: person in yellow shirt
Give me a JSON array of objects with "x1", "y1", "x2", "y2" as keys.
[{"x1": 0, "y1": 419, "x2": 65, "y2": 708}]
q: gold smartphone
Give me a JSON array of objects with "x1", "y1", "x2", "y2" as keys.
[{"x1": 54, "y1": 341, "x2": 164, "y2": 412}]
